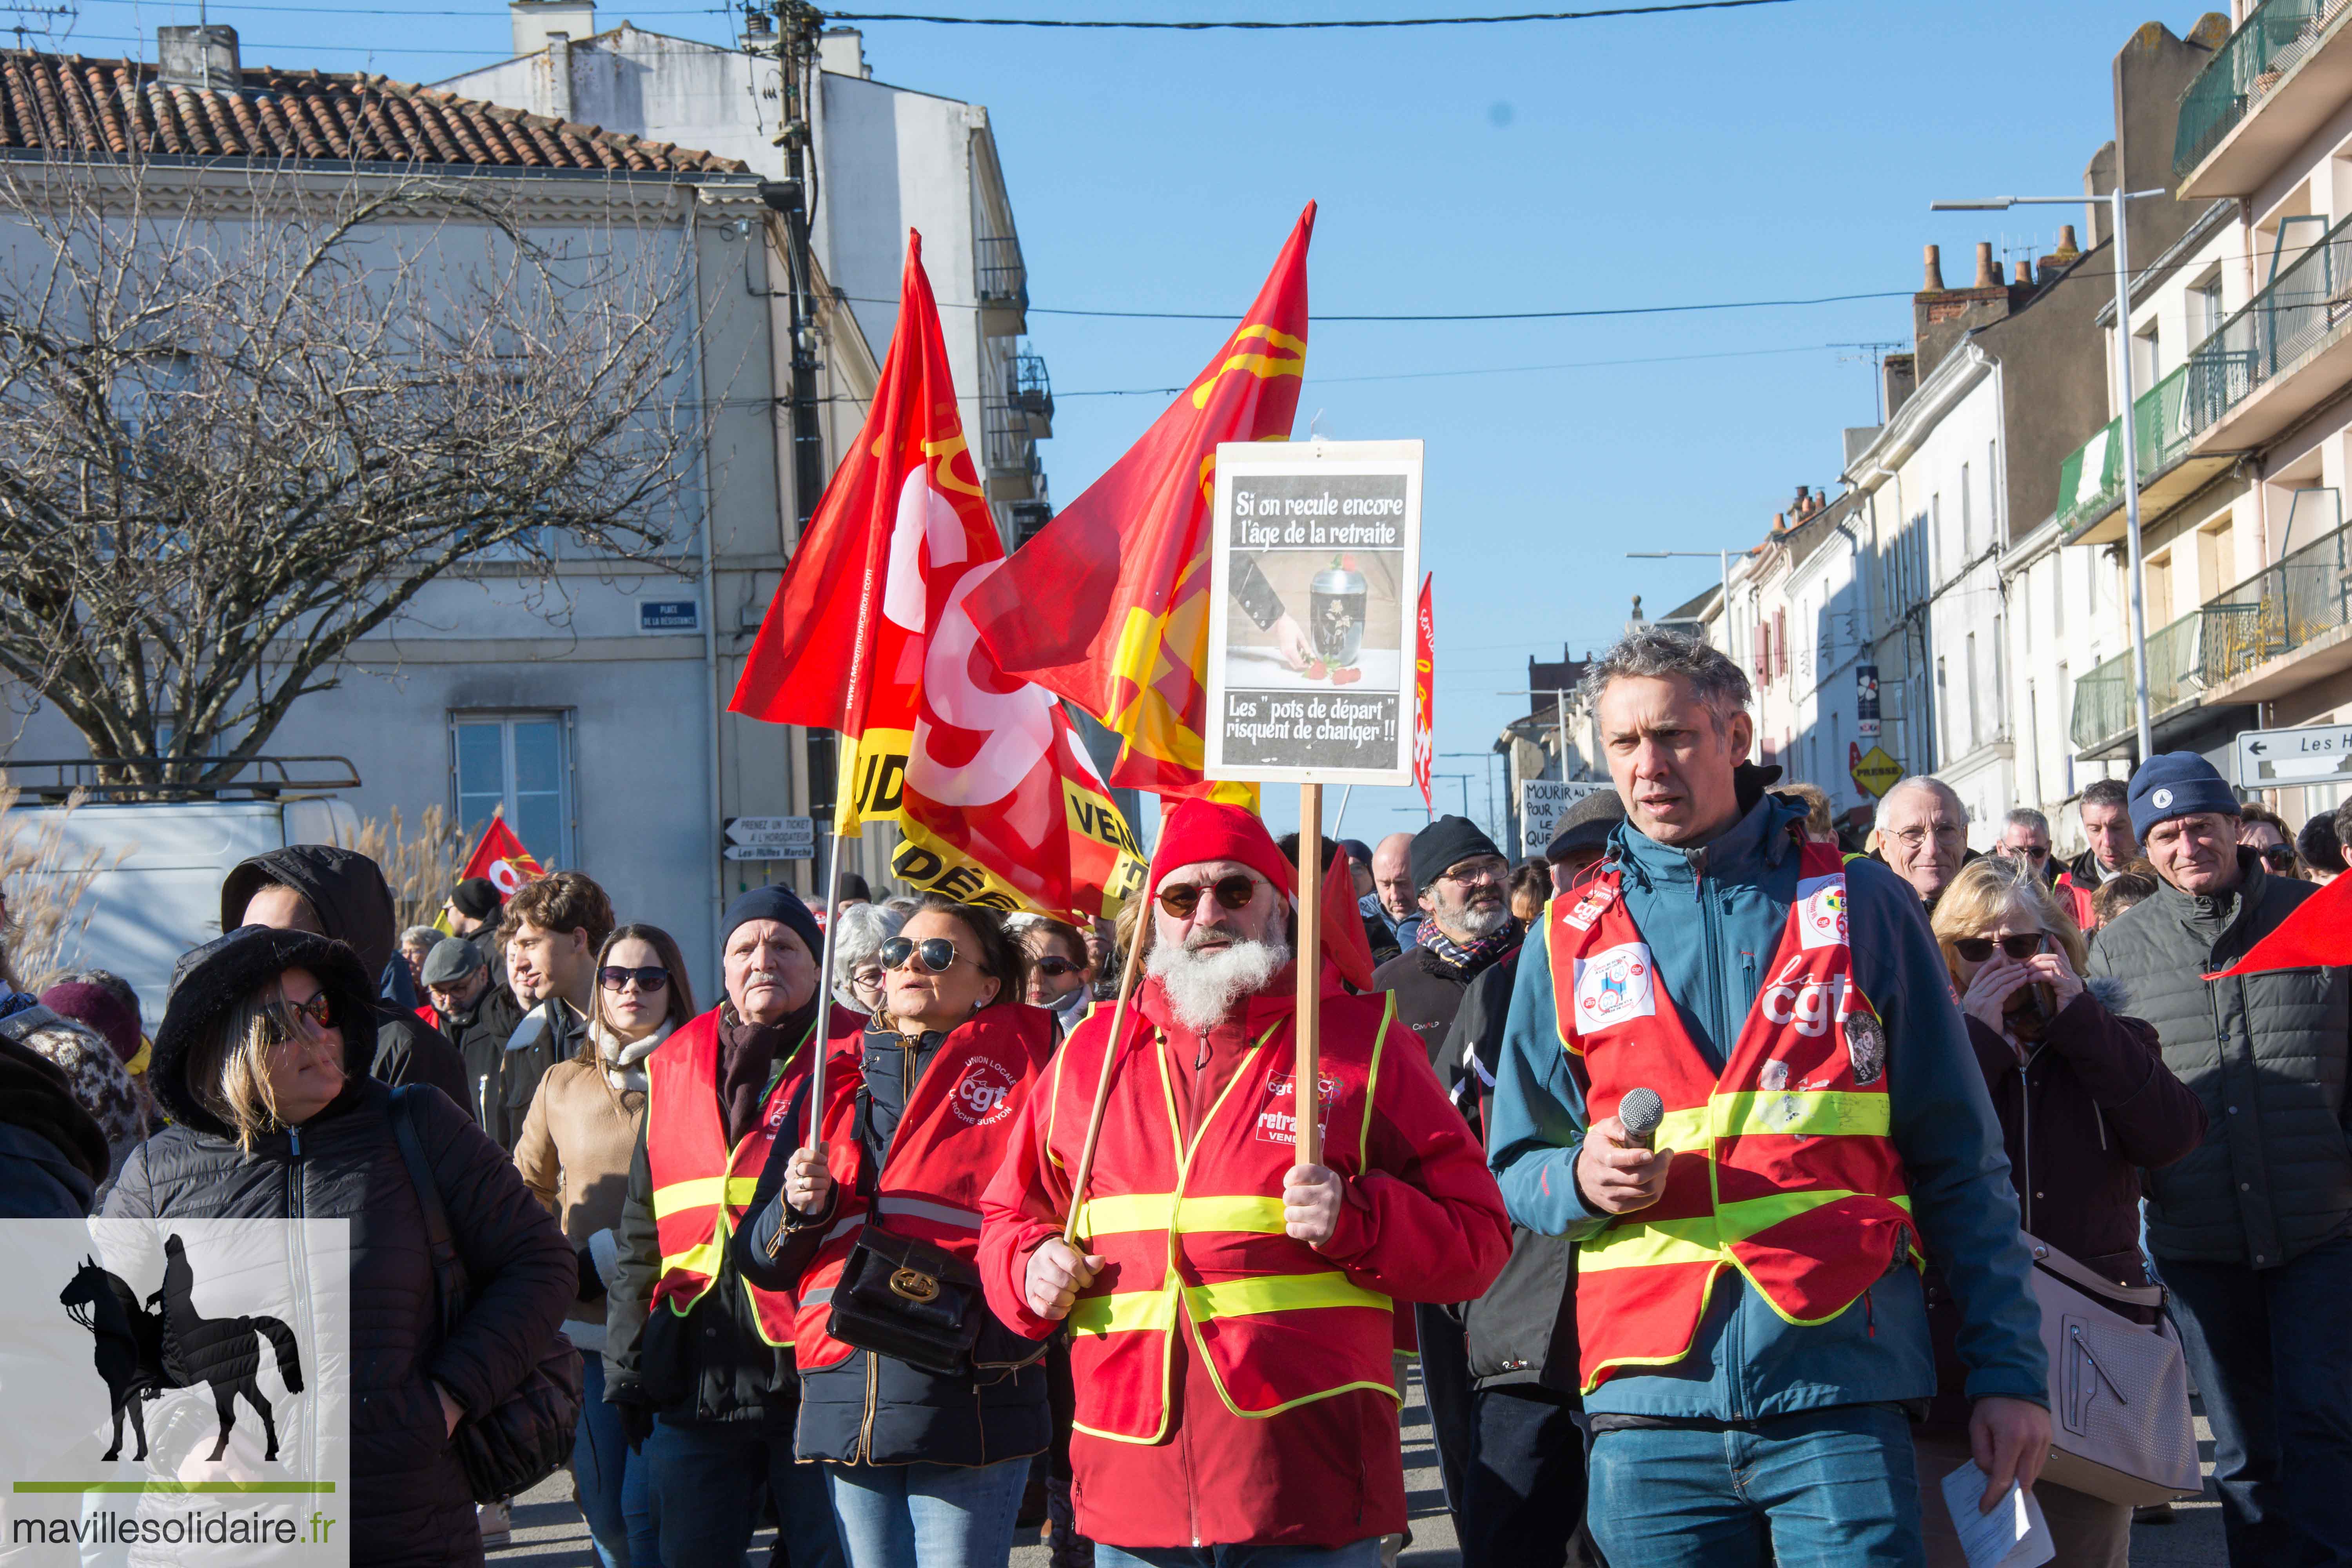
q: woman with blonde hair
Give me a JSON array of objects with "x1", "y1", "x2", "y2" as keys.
[
  {"x1": 514, "y1": 921, "x2": 697, "y2": 1568},
  {"x1": 1910, "y1": 857, "x2": 2205, "y2": 1568}
]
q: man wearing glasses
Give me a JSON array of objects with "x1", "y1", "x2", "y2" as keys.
[
  {"x1": 1877, "y1": 775, "x2": 1974, "y2": 913},
  {"x1": 2087, "y1": 753, "x2": 2352, "y2": 1567},
  {"x1": 979, "y1": 800, "x2": 1510, "y2": 1567}
]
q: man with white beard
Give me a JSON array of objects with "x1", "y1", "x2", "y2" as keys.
[{"x1": 978, "y1": 800, "x2": 1511, "y2": 1565}]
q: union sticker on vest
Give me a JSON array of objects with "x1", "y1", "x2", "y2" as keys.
[
  {"x1": 1795, "y1": 873, "x2": 1848, "y2": 950},
  {"x1": 1258, "y1": 1071, "x2": 1338, "y2": 1146},
  {"x1": 1573, "y1": 942, "x2": 1656, "y2": 1028}
]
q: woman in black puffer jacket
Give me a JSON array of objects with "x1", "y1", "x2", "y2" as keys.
[{"x1": 104, "y1": 924, "x2": 576, "y2": 1568}]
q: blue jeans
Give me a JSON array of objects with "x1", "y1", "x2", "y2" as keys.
[
  {"x1": 578, "y1": 1356, "x2": 652, "y2": 1568},
  {"x1": 1458, "y1": 1386, "x2": 1583, "y2": 1568},
  {"x1": 822, "y1": 1458, "x2": 1031, "y2": 1568},
  {"x1": 2161, "y1": 1230, "x2": 2352, "y2": 1567},
  {"x1": 643, "y1": 1415, "x2": 844, "y2": 1568},
  {"x1": 1587, "y1": 1404, "x2": 1924, "y2": 1568},
  {"x1": 1094, "y1": 1543, "x2": 1382, "y2": 1568}
]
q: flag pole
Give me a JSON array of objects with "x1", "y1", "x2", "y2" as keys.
[
  {"x1": 1296, "y1": 781, "x2": 1323, "y2": 1168},
  {"x1": 1061, "y1": 921, "x2": 1149, "y2": 1249},
  {"x1": 808, "y1": 530, "x2": 888, "y2": 1156}
]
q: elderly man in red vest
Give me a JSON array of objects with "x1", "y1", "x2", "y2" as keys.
[{"x1": 979, "y1": 801, "x2": 1512, "y2": 1566}]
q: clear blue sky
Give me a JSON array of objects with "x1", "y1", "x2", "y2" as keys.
[{"x1": 38, "y1": 0, "x2": 2210, "y2": 846}]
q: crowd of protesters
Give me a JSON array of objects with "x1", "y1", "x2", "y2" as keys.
[{"x1": 2, "y1": 618, "x2": 2348, "y2": 1568}]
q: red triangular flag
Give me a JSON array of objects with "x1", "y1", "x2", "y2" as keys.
[
  {"x1": 2203, "y1": 871, "x2": 2352, "y2": 978},
  {"x1": 459, "y1": 810, "x2": 544, "y2": 900},
  {"x1": 1323, "y1": 843, "x2": 1374, "y2": 992}
]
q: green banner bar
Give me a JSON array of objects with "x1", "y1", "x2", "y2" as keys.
[{"x1": 13, "y1": 1481, "x2": 336, "y2": 1494}]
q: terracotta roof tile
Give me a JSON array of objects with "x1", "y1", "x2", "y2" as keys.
[{"x1": 0, "y1": 47, "x2": 745, "y2": 173}]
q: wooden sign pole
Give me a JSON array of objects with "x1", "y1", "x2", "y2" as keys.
[
  {"x1": 1062, "y1": 929, "x2": 1148, "y2": 1248},
  {"x1": 1295, "y1": 780, "x2": 1323, "y2": 1169}
]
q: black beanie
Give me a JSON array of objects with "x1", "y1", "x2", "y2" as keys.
[
  {"x1": 722, "y1": 883, "x2": 825, "y2": 959},
  {"x1": 1411, "y1": 815, "x2": 1504, "y2": 892},
  {"x1": 449, "y1": 877, "x2": 501, "y2": 920}
]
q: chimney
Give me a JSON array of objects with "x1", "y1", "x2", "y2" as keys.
[
  {"x1": 1923, "y1": 243, "x2": 1945, "y2": 292},
  {"x1": 2055, "y1": 223, "x2": 2080, "y2": 258},
  {"x1": 1974, "y1": 242, "x2": 1998, "y2": 289},
  {"x1": 545, "y1": 33, "x2": 573, "y2": 120},
  {"x1": 2013, "y1": 255, "x2": 2034, "y2": 288},
  {"x1": 156, "y1": 24, "x2": 239, "y2": 91},
  {"x1": 510, "y1": 0, "x2": 597, "y2": 59},
  {"x1": 1883, "y1": 352, "x2": 1917, "y2": 417},
  {"x1": 817, "y1": 28, "x2": 870, "y2": 78}
]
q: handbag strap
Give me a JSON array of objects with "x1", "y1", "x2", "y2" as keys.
[
  {"x1": 390, "y1": 1085, "x2": 470, "y2": 1336},
  {"x1": 2024, "y1": 1232, "x2": 2165, "y2": 1311}
]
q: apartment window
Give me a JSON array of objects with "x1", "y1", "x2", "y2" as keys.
[
  {"x1": 2057, "y1": 661, "x2": 2073, "y2": 795},
  {"x1": 2132, "y1": 320, "x2": 2161, "y2": 387},
  {"x1": 1965, "y1": 632, "x2": 1981, "y2": 752},
  {"x1": 1931, "y1": 494, "x2": 1943, "y2": 581},
  {"x1": 1936, "y1": 657, "x2": 1950, "y2": 764},
  {"x1": 2025, "y1": 681, "x2": 2042, "y2": 806},
  {"x1": 2052, "y1": 553, "x2": 2065, "y2": 637},
  {"x1": 1960, "y1": 464, "x2": 1974, "y2": 557},
  {"x1": 1992, "y1": 614, "x2": 2005, "y2": 737},
  {"x1": 452, "y1": 713, "x2": 574, "y2": 869},
  {"x1": 1987, "y1": 440, "x2": 2000, "y2": 539},
  {"x1": 2188, "y1": 273, "x2": 2223, "y2": 348}
]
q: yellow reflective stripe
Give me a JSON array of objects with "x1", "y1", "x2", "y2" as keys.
[
  {"x1": 1183, "y1": 1272, "x2": 1390, "y2": 1320},
  {"x1": 1578, "y1": 1190, "x2": 1914, "y2": 1273},
  {"x1": 651, "y1": 1175, "x2": 762, "y2": 1214},
  {"x1": 1655, "y1": 1106, "x2": 1711, "y2": 1153},
  {"x1": 660, "y1": 1237, "x2": 725, "y2": 1281},
  {"x1": 1711, "y1": 1091, "x2": 1891, "y2": 1141},
  {"x1": 1079, "y1": 1192, "x2": 1289, "y2": 1236},
  {"x1": 1067, "y1": 1285, "x2": 1180, "y2": 1336}
]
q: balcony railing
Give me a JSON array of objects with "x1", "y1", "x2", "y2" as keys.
[
  {"x1": 2070, "y1": 510, "x2": 2352, "y2": 748},
  {"x1": 976, "y1": 235, "x2": 1027, "y2": 338},
  {"x1": 1012, "y1": 350, "x2": 1053, "y2": 436},
  {"x1": 2174, "y1": 0, "x2": 2352, "y2": 179},
  {"x1": 2056, "y1": 363, "x2": 2196, "y2": 539}
]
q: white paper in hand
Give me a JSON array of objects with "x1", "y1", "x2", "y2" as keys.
[{"x1": 1937, "y1": 1461, "x2": 2053, "y2": 1568}]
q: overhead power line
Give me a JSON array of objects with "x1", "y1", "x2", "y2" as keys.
[
  {"x1": 842, "y1": 286, "x2": 1914, "y2": 323},
  {"x1": 825, "y1": 0, "x2": 1788, "y2": 28}
]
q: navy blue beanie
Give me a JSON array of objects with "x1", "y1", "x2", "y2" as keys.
[
  {"x1": 722, "y1": 884, "x2": 825, "y2": 959},
  {"x1": 2128, "y1": 751, "x2": 2239, "y2": 840}
]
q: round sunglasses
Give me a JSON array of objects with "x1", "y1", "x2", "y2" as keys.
[
  {"x1": 1031, "y1": 956, "x2": 1083, "y2": 979},
  {"x1": 1156, "y1": 873, "x2": 1259, "y2": 918},
  {"x1": 881, "y1": 936, "x2": 965, "y2": 974},
  {"x1": 1951, "y1": 933, "x2": 2045, "y2": 964},
  {"x1": 599, "y1": 965, "x2": 671, "y2": 993}
]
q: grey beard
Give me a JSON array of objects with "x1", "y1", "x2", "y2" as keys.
[
  {"x1": 1448, "y1": 900, "x2": 1512, "y2": 940},
  {"x1": 1147, "y1": 931, "x2": 1291, "y2": 1034}
]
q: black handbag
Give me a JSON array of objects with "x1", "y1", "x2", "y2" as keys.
[
  {"x1": 390, "y1": 1085, "x2": 584, "y2": 1505},
  {"x1": 828, "y1": 1224, "x2": 987, "y2": 1377}
]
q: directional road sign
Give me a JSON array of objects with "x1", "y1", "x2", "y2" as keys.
[
  {"x1": 1850, "y1": 744, "x2": 1904, "y2": 799},
  {"x1": 2234, "y1": 724, "x2": 2352, "y2": 788}
]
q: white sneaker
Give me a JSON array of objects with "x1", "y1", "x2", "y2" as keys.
[{"x1": 478, "y1": 1499, "x2": 512, "y2": 1550}]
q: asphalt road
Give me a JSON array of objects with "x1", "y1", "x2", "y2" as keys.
[{"x1": 494, "y1": 1367, "x2": 2228, "y2": 1565}]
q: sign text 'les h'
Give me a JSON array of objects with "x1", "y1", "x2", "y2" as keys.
[{"x1": 2234, "y1": 723, "x2": 2352, "y2": 787}]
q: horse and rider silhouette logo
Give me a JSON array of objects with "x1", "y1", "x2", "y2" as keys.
[{"x1": 58, "y1": 1234, "x2": 304, "y2": 1465}]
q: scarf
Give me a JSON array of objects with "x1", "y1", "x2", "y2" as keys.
[
  {"x1": 1418, "y1": 917, "x2": 1525, "y2": 979},
  {"x1": 593, "y1": 1017, "x2": 674, "y2": 1094}
]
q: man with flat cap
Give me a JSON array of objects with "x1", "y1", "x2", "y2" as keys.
[
  {"x1": 420, "y1": 936, "x2": 525, "y2": 1141},
  {"x1": 1544, "y1": 789, "x2": 1625, "y2": 892}
]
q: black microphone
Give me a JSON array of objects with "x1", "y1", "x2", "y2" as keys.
[{"x1": 1618, "y1": 1087, "x2": 1664, "y2": 1152}]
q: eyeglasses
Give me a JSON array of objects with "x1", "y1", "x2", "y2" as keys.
[
  {"x1": 1032, "y1": 956, "x2": 1082, "y2": 979},
  {"x1": 1156, "y1": 874, "x2": 1260, "y2": 918},
  {"x1": 1891, "y1": 825, "x2": 1967, "y2": 850},
  {"x1": 599, "y1": 966, "x2": 671, "y2": 994},
  {"x1": 2260, "y1": 845, "x2": 2298, "y2": 871},
  {"x1": 1435, "y1": 857, "x2": 1510, "y2": 887},
  {"x1": 880, "y1": 936, "x2": 964, "y2": 974},
  {"x1": 270, "y1": 990, "x2": 335, "y2": 1038},
  {"x1": 1951, "y1": 933, "x2": 2045, "y2": 964}
]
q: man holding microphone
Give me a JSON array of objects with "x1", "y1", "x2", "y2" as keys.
[{"x1": 1487, "y1": 626, "x2": 2049, "y2": 1567}]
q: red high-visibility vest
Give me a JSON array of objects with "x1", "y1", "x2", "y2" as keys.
[
  {"x1": 2053, "y1": 871, "x2": 2099, "y2": 932},
  {"x1": 1548, "y1": 840, "x2": 1921, "y2": 1394},
  {"x1": 791, "y1": 1004, "x2": 1057, "y2": 1370},
  {"x1": 1049, "y1": 988, "x2": 1406, "y2": 1443},
  {"x1": 646, "y1": 1003, "x2": 858, "y2": 1347}
]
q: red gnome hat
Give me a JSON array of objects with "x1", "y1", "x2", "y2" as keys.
[{"x1": 1149, "y1": 800, "x2": 1295, "y2": 900}]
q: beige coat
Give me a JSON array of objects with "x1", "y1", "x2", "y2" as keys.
[{"x1": 513, "y1": 1050, "x2": 648, "y2": 1350}]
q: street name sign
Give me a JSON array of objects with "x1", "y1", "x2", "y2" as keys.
[
  {"x1": 2234, "y1": 724, "x2": 2352, "y2": 787},
  {"x1": 1519, "y1": 779, "x2": 1611, "y2": 855}
]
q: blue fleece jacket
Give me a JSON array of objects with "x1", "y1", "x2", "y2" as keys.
[{"x1": 1487, "y1": 789, "x2": 2047, "y2": 1420}]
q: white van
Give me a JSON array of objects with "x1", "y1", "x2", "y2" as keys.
[{"x1": 10, "y1": 794, "x2": 361, "y2": 1029}]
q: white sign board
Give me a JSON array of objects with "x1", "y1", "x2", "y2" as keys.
[
  {"x1": 1203, "y1": 439, "x2": 1424, "y2": 786},
  {"x1": 2234, "y1": 724, "x2": 2352, "y2": 787},
  {"x1": 1520, "y1": 779, "x2": 1611, "y2": 854},
  {"x1": 724, "y1": 816, "x2": 815, "y2": 857}
]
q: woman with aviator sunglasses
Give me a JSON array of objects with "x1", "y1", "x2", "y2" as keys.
[
  {"x1": 737, "y1": 896, "x2": 1056, "y2": 1568},
  {"x1": 1005, "y1": 913, "x2": 1095, "y2": 1038},
  {"x1": 513, "y1": 923, "x2": 696, "y2": 1568},
  {"x1": 1910, "y1": 858, "x2": 2205, "y2": 1568}
]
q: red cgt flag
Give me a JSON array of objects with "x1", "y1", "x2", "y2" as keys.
[
  {"x1": 728, "y1": 232, "x2": 1143, "y2": 920},
  {"x1": 460, "y1": 809, "x2": 544, "y2": 900},
  {"x1": 2203, "y1": 870, "x2": 2352, "y2": 978},
  {"x1": 968, "y1": 205, "x2": 1314, "y2": 805},
  {"x1": 1413, "y1": 573, "x2": 1435, "y2": 814}
]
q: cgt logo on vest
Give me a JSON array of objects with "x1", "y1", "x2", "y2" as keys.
[
  {"x1": 1758, "y1": 955, "x2": 1887, "y2": 1086},
  {"x1": 950, "y1": 1057, "x2": 1020, "y2": 1126},
  {"x1": 1258, "y1": 1071, "x2": 1340, "y2": 1147},
  {"x1": 1574, "y1": 942, "x2": 1657, "y2": 1029}
]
